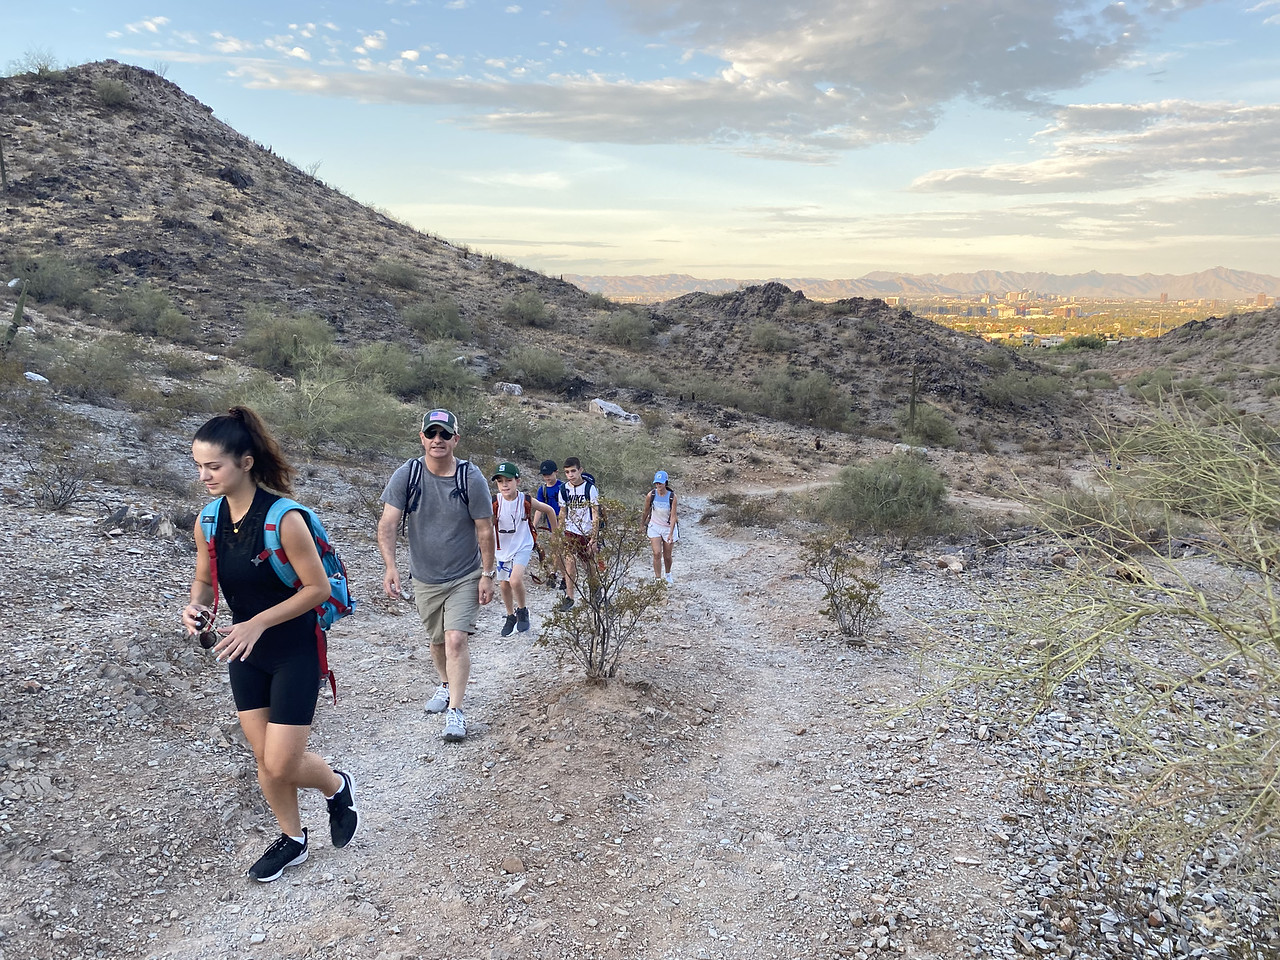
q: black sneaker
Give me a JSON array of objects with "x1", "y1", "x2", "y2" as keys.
[
  {"x1": 558, "y1": 595, "x2": 574, "y2": 612},
  {"x1": 327, "y1": 770, "x2": 359, "y2": 849},
  {"x1": 248, "y1": 829, "x2": 308, "y2": 882},
  {"x1": 500, "y1": 613, "x2": 517, "y2": 637},
  {"x1": 515, "y1": 607, "x2": 530, "y2": 632}
]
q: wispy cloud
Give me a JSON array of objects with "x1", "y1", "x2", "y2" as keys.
[
  {"x1": 132, "y1": 1, "x2": 1229, "y2": 159},
  {"x1": 912, "y1": 101, "x2": 1280, "y2": 193},
  {"x1": 125, "y1": 16, "x2": 169, "y2": 34}
]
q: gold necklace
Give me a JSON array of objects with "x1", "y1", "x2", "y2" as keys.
[{"x1": 230, "y1": 505, "x2": 251, "y2": 533}]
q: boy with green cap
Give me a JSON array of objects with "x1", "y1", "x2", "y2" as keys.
[{"x1": 491, "y1": 461, "x2": 558, "y2": 636}]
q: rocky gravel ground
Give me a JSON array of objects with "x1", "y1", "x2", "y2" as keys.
[{"x1": 0, "y1": 441, "x2": 1275, "y2": 959}]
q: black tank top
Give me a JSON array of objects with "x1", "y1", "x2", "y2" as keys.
[{"x1": 214, "y1": 487, "x2": 317, "y2": 661}]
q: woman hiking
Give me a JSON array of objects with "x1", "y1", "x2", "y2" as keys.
[{"x1": 182, "y1": 406, "x2": 359, "y2": 882}]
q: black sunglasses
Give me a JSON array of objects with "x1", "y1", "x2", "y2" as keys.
[{"x1": 424, "y1": 427, "x2": 454, "y2": 440}]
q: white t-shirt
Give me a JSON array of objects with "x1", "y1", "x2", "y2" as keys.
[
  {"x1": 559, "y1": 479, "x2": 598, "y2": 536},
  {"x1": 493, "y1": 494, "x2": 535, "y2": 562}
]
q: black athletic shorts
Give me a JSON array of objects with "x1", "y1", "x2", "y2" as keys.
[{"x1": 228, "y1": 641, "x2": 321, "y2": 726}]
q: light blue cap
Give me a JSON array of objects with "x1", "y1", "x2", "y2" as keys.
[{"x1": 653, "y1": 470, "x2": 668, "y2": 484}]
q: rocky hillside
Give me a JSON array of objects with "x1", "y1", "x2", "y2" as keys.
[
  {"x1": 0, "y1": 60, "x2": 593, "y2": 345},
  {"x1": 1, "y1": 60, "x2": 1090, "y2": 452}
]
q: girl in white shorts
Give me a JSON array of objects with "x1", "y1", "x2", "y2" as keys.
[{"x1": 642, "y1": 470, "x2": 679, "y2": 584}]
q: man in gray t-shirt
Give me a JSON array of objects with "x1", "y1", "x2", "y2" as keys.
[{"x1": 377, "y1": 409, "x2": 495, "y2": 743}]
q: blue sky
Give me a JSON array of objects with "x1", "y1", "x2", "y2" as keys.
[{"x1": 4, "y1": 1, "x2": 1279, "y2": 279}]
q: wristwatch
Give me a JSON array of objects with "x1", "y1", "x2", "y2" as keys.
[{"x1": 481, "y1": 569, "x2": 497, "y2": 579}]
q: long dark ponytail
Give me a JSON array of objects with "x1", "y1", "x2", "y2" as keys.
[{"x1": 193, "y1": 406, "x2": 297, "y2": 495}]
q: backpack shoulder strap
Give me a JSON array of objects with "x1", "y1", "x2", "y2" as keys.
[
  {"x1": 199, "y1": 497, "x2": 225, "y2": 542},
  {"x1": 262, "y1": 497, "x2": 310, "y2": 588},
  {"x1": 454, "y1": 458, "x2": 471, "y2": 507}
]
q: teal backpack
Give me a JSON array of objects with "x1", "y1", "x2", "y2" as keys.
[{"x1": 199, "y1": 496, "x2": 356, "y2": 699}]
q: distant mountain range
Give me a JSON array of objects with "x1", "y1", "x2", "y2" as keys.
[{"x1": 565, "y1": 267, "x2": 1280, "y2": 303}]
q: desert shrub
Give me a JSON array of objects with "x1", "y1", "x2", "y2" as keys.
[
  {"x1": 596, "y1": 309, "x2": 653, "y2": 349},
  {"x1": 586, "y1": 291, "x2": 614, "y2": 309},
  {"x1": 1056, "y1": 334, "x2": 1107, "y2": 350},
  {"x1": 821, "y1": 456, "x2": 950, "y2": 536},
  {"x1": 404, "y1": 297, "x2": 470, "y2": 341},
  {"x1": 707, "y1": 490, "x2": 783, "y2": 528},
  {"x1": 1128, "y1": 367, "x2": 1174, "y2": 401},
  {"x1": 372, "y1": 258, "x2": 420, "y2": 291},
  {"x1": 108, "y1": 283, "x2": 192, "y2": 341},
  {"x1": 240, "y1": 305, "x2": 334, "y2": 374},
  {"x1": 749, "y1": 322, "x2": 797, "y2": 353},
  {"x1": 47, "y1": 335, "x2": 139, "y2": 404},
  {"x1": 981, "y1": 345, "x2": 1013, "y2": 372},
  {"x1": 356, "y1": 343, "x2": 479, "y2": 401},
  {"x1": 500, "y1": 290, "x2": 553, "y2": 328},
  {"x1": 895, "y1": 402, "x2": 958, "y2": 448},
  {"x1": 7, "y1": 48, "x2": 61, "y2": 77},
  {"x1": 979, "y1": 371, "x2": 1063, "y2": 408},
  {"x1": 22, "y1": 441, "x2": 91, "y2": 510},
  {"x1": 94, "y1": 78, "x2": 131, "y2": 108},
  {"x1": 235, "y1": 365, "x2": 408, "y2": 455},
  {"x1": 802, "y1": 534, "x2": 882, "y2": 644},
  {"x1": 755, "y1": 366, "x2": 848, "y2": 429},
  {"x1": 538, "y1": 498, "x2": 666, "y2": 679},
  {"x1": 500, "y1": 346, "x2": 567, "y2": 389},
  {"x1": 920, "y1": 404, "x2": 1280, "y2": 921},
  {"x1": 9, "y1": 252, "x2": 96, "y2": 310}
]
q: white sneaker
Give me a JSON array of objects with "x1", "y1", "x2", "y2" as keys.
[
  {"x1": 424, "y1": 683, "x2": 450, "y2": 714},
  {"x1": 442, "y1": 707, "x2": 467, "y2": 742},
  {"x1": 664, "y1": 573, "x2": 674, "y2": 585}
]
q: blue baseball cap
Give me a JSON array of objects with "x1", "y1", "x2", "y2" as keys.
[{"x1": 653, "y1": 470, "x2": 668, "y2": 484}]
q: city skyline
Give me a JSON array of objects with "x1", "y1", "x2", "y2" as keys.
[{"x1": 4, "y1": 1, "x2": 1279, "y2": 280}]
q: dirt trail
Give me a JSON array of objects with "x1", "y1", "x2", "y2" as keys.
[{"x1": 116, "y1": 495, "x2": 1022, "y2": 960}]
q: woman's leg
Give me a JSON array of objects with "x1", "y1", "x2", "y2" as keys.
[
  {"x1": 650, "y1": 537, "x2": 663, "y2": 577},
  {"x1": 241, "y1": 709, "x2": 340, "y2": 836},
  {"x1": 663, "y1": 539, "x2": 675, "y2": 574}
]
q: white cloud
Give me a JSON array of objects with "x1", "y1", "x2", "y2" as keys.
[
  {"x1": 506, "y1": 5, "x2": 523, "y2": 12},
  {"x1": 210, "y1": 32, "x2": 253, "y2": 55},
  {"x1": 203, "y1": 0, "x2": 1230, "y2": 160},
  {"x1": 912, "y1": 100, "x2": 1280, "y2": 193},
  {"x1": 125, "y1": 16, "x2": 169, "y2": 34},
  {"x1": 361, "y1": 31, "x2": 387, "y2": 51},
  {"x1": 401, "y1": 50, "x2": 420, "y2": 61}
]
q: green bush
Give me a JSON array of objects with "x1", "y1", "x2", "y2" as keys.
[
  {"x1": 586, "y1": 292, "x2": 614, "y2": 309},
  {"x1": 108, "y1": 283, "x2": 192, "y2": 341},
  {"x1": 755, "y1": 366, "x2": 849, "y2": 429},
  {"x1": 596, "y1": 308, "x2": 653, "y2": 349},
  {"x1": 372, "y1": 259, "x2": 420, "y2": 291},
  {"x1": 802, "y1": 535, "x2": 882, "y2": 644},
  {"x1": 749, "y1": 322, "x2": 798, "y2": 353},
  {"x1": 10, "y1": 253, "x2": 96, "y2": 310},
  {"x1": 979, "y1": 370, "x2": 1063, "y2": 408},
  {"x1": 94, "y1": 78, "x2": 131, "y2": 108},
  {"x1": 501, "y1": 290, "x2": 553, "y2": 328},
  {"x1": 404, "y1": 297, "x2": 470, "y2": 341},
  {"x1": 1056, "y1": 334, "x2": 1107, "y2": 350},
  {"x1": 240, "y1": 305, "x2": 334, "y2": 374},
  {"x1": 821, "y1": 456, "x2": 950, "y2": 536},
  {"x1": 895, "y1": 402, "x2": 958, "y2": 447},
  {"x1": 235, "y1": 366, "x2": 409, "y2": 455},
  {"x1": 500, "y1": 346, "x2": 567, "y2": 389}
]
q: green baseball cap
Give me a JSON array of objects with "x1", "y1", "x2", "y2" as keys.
[{"x1": 492, "y1": 461, "x2": 520, "y2": 480}]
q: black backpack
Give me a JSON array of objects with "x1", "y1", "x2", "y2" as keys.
[
  {"x1": 398, "y1": 457, "x2": 472, "y2": 535},
  {"x1": 560, "y1": 472, "x2": 607, "y2": 530}
]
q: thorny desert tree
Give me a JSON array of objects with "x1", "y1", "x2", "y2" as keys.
[
  {"x1": 539, "y1": 498, "x2": 666, "y2": 679},
  {"x1": 925, "y1": 404, "x2": 1280, "y2": 876}
]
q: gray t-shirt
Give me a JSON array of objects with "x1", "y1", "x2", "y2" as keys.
[{"x1": 381, "y1": 457, "x2": 493, "y2": 584}]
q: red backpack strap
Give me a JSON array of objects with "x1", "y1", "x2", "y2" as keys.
[{"x1": 492, "y1": 495, "x2": 501, "y2": 549}]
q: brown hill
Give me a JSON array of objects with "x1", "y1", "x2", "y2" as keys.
[{"x1": 0, "y1": 60, "x2": 1092, "y2": 454}]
